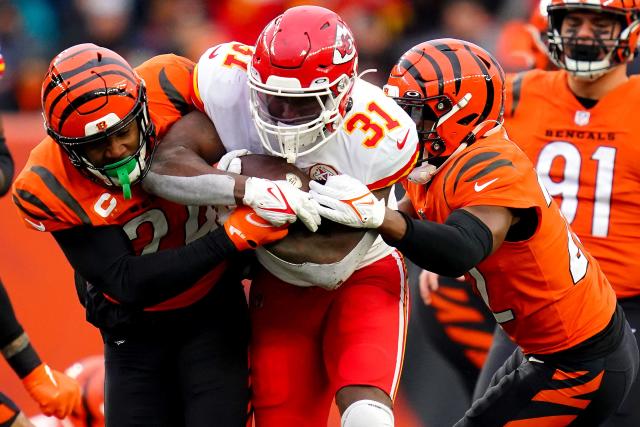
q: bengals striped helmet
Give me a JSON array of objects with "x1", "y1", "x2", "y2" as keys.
[
  {"x1": 547, "y1": 0, "x2": 640, "y2": 78},
  {"x1": 41, "y1": 44, "x2": 155, "y2": 199},
  {"x1": 384, "y1": 39, "x2": 505, "y2": 164}
]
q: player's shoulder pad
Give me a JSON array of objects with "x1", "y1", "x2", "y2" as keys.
[
  {"x1": 440, "y1": 130, "x2": 535, "y2": 209},
  {"x1": 137, "y1": 54, "x2": 195, "y2": 116},
  {"x1": 343, "y1": 79, "x2": 420, "y2": 190},
  {"x1": 505, "y1": 68, "x2": 549, "y2": 119},
  {"x1": 12, "y1": 140, "x2": 89, "y2": 232},
  {"x1": 193, "y1": 42, "x2": 254, "y2": 109}
]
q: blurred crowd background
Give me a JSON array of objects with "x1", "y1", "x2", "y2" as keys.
[{"x1": 0, "y1": 0, "x2": 536, "y2": 111}]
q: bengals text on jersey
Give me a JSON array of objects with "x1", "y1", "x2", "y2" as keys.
[{"x1": 505, "y1": 70, "x2": 640, "y2": 299}]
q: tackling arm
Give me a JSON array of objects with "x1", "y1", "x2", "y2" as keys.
[
  {"x1": 144, "y1": 110, "x2": 246, "y2": 206},
  {"x1": 380, "y1": 205, "x2": 511, "y2": 277},
  {"x1": 144, "y1": 110, "x2": 321, "y2": 231}
]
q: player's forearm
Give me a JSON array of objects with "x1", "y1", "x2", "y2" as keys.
[
  {"x1": 381, "y1": 209, "x2": 493, "y2": 277},
  {"x1": 0, "y1": 281, "x2": 42, "y2": 378},
  {"x1": 144, "y1": 171, "x2": 242, "y2": 206},
  {"x1": 53, "y1": 225, "x2": 238, "y2": 308}
]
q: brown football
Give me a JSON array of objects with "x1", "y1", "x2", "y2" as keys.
[{"x1": 240, "y1": 154, "x2": 366, "y2": 264}]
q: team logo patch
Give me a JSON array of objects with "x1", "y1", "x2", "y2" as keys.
[
  {"x1": 309, "y1": 164, "x2": 338, "y2": 183},
  {"x1": 574, "y1": 110, "x2": 590, "y2": 126},
  {"x1": 333, "y1": 24, "x2": 355, "y2": 65}
]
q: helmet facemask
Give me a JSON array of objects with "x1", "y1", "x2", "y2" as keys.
[
  {"x1": 48, "y1": 85, "x2": 156, "y2": 199},
  {"x1": 249, "y1": 71, "x2": 354, "y2": 163},
  {"x1": 547, "y1": 5, "x2": 640, "y2": 79}
]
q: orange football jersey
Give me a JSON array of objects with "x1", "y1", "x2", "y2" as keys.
[
  {"x1": 12, "y1": 54, "x2": 227, "y2": 311},
  {"x1": 505, "y1": 70, "x2": 640, "y2": 299},
  {"x1": 403, "y1": 129, "x2": 616, "y2": 355}
]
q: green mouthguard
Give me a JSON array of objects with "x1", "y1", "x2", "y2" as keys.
[{"x1": 104, "y1": 157, "x2": 137, "y2": 200}]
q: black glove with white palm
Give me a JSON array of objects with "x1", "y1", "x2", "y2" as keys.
[
  {"x1": 243, "y1": 178, "x2": 321, "y2": 232},
  {"x1": 309, "y1": 175, "x2": 386, "y2": 229}
]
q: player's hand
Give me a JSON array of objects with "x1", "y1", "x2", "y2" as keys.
[
  {"x1": 22, "y1": 364, "x2": 81, "y2": 419},
  {"x1": 217, "y1": 149, "x2": 251, "y2": 174},
  {"x1": 224, "y1": 206, "x2": 289, "y2": 251},
  {"x1": 243, "y1": 177, "x2": 321, "y2": 232},
  {"x1": 309, "y1": 175, "x2": 386, "y2": 229}
]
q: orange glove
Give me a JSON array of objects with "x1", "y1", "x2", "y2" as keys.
[
  {"x1": 224, "y1": 206, "x2": 289, "y2": 251},
  {"x1": 22, "y1": 363, "x2": 82, "y2": 419}
]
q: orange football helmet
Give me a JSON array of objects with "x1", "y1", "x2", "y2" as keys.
[
  {"x1": 547, "y1": 0, "x2": 640, "y2": 78},
  {"x1": 248, "y1": 5, "x2": 358, "y2": 163},
  {"x1": 64, "y1": 356, "x2": 104, "y2": 427},
  {"x1": 41, "y1": 43, "x2": 155, "y2": 199},
  {"x1": 384, "y1": 38, "x2": 505, "y2": 166}
]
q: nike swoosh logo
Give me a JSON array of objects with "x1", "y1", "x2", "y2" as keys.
[
  {"x1": 397, "y1": 130, "x2": 410, "y2": 150},
  {"x1": 474, "y1": 178, "x2": 499, "y2": 192},
  {"x1": 245, "y1": 213, "x2": 272, "y2": 228},
  {"x1": 265, "y1": 186, "x2": 294, "y2": 214},
  {"x1": 25, "y1": 217, "x2": 46, "y2": 231}
]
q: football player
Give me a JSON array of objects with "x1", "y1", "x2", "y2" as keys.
[
  {"x1": 309, "y1": 38, "x2": 639, "y2": 426},
  {"x1": 470, "y1": 1, "x2": 640, "y2": 425},
  {"x1": 413, "y1": 0, "x2": 557, "y2": 407},
  {"x1": 11, "y1": 44, "x2": 290, "y2": 426},
  {"x1": 143, "y1": 6, "x2": 419, "y2": 426}
]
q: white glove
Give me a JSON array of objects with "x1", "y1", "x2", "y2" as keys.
[
  {"x1": 243, "y1": 177, "x2": 321, "y2": 232},
  {"x1": 309, "y1": 175, "x2": 386, "y2": 229},
  {"x1": 217, "y1": 149, "x2": 251, "y2": 174}
]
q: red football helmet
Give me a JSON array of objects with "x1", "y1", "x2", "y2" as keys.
[
  {"x1": 547, "y1": 0, "x2": 640, "y2": 78},
  {"x1": 64, "y1": 356, "x2": 105, "y2": 427},
  {"x1": 384, "y1": 39, "x2": 505, "y2": 167},
  {"x1": 248, "y1": 5, "x2": 358, "y2": 163},
  {"x1": 42, "y1": 43, "x2": 155, "y2": 199}
]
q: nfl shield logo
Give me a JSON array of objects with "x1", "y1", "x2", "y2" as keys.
[{"x1": 574, "y1": 110, "x2": 590, "y2": 126}]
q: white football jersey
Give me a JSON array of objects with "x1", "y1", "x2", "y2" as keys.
[{"x1": 195, "y1": 42, "x2": 420, "y2": 268}]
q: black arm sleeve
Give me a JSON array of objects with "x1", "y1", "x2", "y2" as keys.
[
  {"x1": 0, "y1": 279, "x2": 24, "y2": 348},
  {"x1": 52, "y1": 225, "x2": 238, "y2": 308},
  {"x1": 0, "y1": 279, "x2": 42, "y2": 377},
  {"x1": 384, "y1": 209, "x2": 493, "y2": 277},
  {"x1": 0, "y1": 134, "x2": 14, "y2": 196}
]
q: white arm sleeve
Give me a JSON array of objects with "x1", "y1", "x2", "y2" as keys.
[{"x1": 143, "y1": 172, "x2": 237, "y2": 206}]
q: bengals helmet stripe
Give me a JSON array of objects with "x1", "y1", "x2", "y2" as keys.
[
  {"x1": 462, "y1": 45, "x2": 496, "y2": 126},
  {"x1": 158, "y1": 68, "x2": 191, "y2": 116},
  {"x1": 44, "y1": 69, "x2": 137, "y2": 125},
  {"x1": 41, "y1": 55, "x2": 135, "y2": 108},
  {"x1": 42, "y1": 57, "x2": 134, "y2": 101},
  {"x1": 398, "y1": 55, "x2": 428, "y2": 96},
  {"x1": 434, "y1": 42, "x2": 463, "y2": 94},
  {"x1": 29, "y1": 165, "x2": 91, "y2": 223},
  {"x1": 57, "y1": 88, "x2": 136, "y2": 132}
]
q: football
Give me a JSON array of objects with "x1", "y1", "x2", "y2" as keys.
[{"x1": 239, "y1": 154, "x2": 367, "y2": 264}]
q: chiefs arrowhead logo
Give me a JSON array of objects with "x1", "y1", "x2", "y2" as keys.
[{"x1": 333, "y1": 24, "x2": 356, "y2": 65}]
